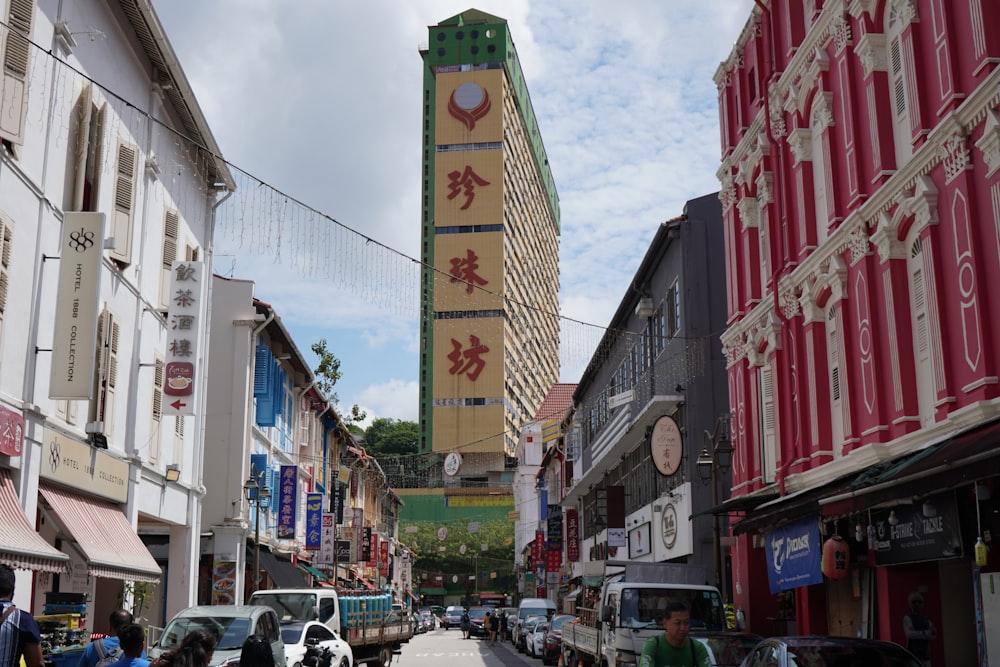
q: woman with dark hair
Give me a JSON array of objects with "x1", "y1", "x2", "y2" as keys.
[
  {"x1": 149, "y1": 630, "x2": 216, "y2": 667},
  {"x1": 237, "y1": 635, "x2": 273, "y2": 667}
]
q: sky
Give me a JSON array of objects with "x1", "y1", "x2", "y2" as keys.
[{"x1": 149, "y1": 0, "x2": 752, "y2": 427}]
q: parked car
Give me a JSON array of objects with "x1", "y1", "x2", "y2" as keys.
[
  {"x1": 419, "y1": 611, "x2": 436, "y2": 631},
  {"x1": 467, "y1": 607, "x2": 490, "y2": 638},
  {"x1": 517, "y1": 615, "x2": 546, "y2": 653},
  {"x1": 150, "y1": 605, "x2": 285, "y2": 667},
  {"x1": 280, "y1": 621, "x2": 352, "y2": 667},
  {"x1": 410, "y1": 613, "x2": 424, "y2": 635},
  {"x1": 442, "y1": 606, "x2": 465, "y2": 630},
  {"x1": 541, "y1": 615, "x2": 577, "y2": 665},
  {"x1": 738, "y1": 636, "x2": 924, "y2": 667},
  {"x1": 527, "y1": 621, "x2": 548, "y2": 658},
  {"x1": 689, "y1": 631, "x2": 763, "y2": 667}
]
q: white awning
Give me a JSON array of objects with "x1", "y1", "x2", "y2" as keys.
[
  {"x1": 40, "y1": 483, "x2": 161, "y2": 582},
  {"x1": 0, "y1": 470, "x2": 69, "y2": 573}
]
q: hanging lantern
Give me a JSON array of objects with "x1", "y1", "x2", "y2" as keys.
[{"x1": 822, "y1": 535, "x2": 850, "y2": 579}]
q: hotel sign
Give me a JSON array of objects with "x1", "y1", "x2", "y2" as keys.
[
  {"x1": 50, "y1": 213, "x2": 104, "y2": 399},
  {"x1": 41, "y1": 428, "x2": 128, "y2": 503}
]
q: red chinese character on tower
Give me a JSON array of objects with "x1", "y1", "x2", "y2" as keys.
[
  {"x1": 449, "y1": 249, "x2": 488, "y2": 294},
  {"x1": 447, "y1": 335, "x2": 489, "y2": 381},
  {"x1": 447, "y1": 166, "x2": 490, "y2": 210}
]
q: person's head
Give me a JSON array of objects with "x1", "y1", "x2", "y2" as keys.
[
  {"x1": 118, "y1": 623, "x2": 146, "y2": 658},
  {"x1": 908, "y1": 592, "x2": 924, "y2": 611},
  {"x1": 167, "y1": 629, "x2": 217, "y2": 667},
  {"x1": 0, "y1": 564, "x2": 14, "y2": 599},
  {"x1": 110, "y1": 609, "x2": 134, "y2": 634},
  {"x1": 660, "y1": 601, "x2": 692, "y2": 648},
  {"x1": 239, "y1": 634, "x2": 273, "y2": 667}
]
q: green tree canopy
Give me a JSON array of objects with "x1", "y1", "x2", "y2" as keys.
[
  {"x1": 311, "y1": 338, "x2": 366, "y2": 426},
  {"x1": 363, "y1": 418, "x2": 418, "y2": 457}
]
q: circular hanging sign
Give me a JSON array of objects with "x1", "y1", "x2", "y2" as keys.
[
  {"x1": 650, "y1": 415, "x2": 683, "y2": 476},
  {"x1": 452, "y1": 575, "x2": 459, "y2": 583},
  {"x1": 459, "y1": 544, "x2": 468, "y2": 555},
  {"x1": 437, "y1": 526, "x2": 448, "y2": 541},
  {"x1": 444, "y1": 452, "x2": 462, "y2": 477},
  {"x1": 661, "y1": 503, "x2": 678, "y2": 549}
]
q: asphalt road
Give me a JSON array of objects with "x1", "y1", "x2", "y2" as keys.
[{"x1": 396, "y1": 626, "x2": 541, "y2": 667}]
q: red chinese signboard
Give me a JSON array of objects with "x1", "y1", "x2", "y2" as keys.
[
  {"x1": 379, "y1": 540, "x2": 390, "y2": 578},
  {"x1": 368, "y1": 532, "x2": 379, "y2": 568},
  {"x1": 532, "y1": 531, "x2": 545, "y2": 567},
  {"x1": 0, "y1": 405, "x2": 24, "y2": 457},
  {"x1": 566, "y1": 509, "x2": 580, "y2": 562},
  {"x1": 546, "y1": 549, "x2": 561, "y2": 574}
]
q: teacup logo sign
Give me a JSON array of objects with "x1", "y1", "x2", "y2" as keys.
[{"x1": 164, "y1": 361, "x2": 194, "y2": 396}]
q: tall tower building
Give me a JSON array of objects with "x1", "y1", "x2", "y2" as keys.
[{"x1": 418, "y1": 10, "x2": 560, "y2": 483}]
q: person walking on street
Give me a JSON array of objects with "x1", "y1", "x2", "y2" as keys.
[
  {"x1": 460, "y1": 609, "x2": 470, "y2": 639},
  {"x1": 499, "y1": 612, "x2": 508, "y2": 643},
  {"x1": 639, "y1": 601, "x2": 710, "y2": 667},
  {"x1": 0, "y1": 564, "x2": 44, "y2": 667},
  {"x1": 78, "y1": 609, "x2": 137, "y2": 667},
  {"x1": 238, "y1": 635, "x2": 274, "y2": 667},
  {"x1": 148, "y1": 630, "x2": 216, "y2": 667},
  {"x1": 488, "y1": 612, "x2": 499, "y2": 645},
  {"x1": 108, "y1": 624, "x2": 149, "y2": 667}
]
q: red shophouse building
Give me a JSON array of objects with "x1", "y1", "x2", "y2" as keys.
[{"x1": 716, "y1": 1, "x2": 1000, "y2": 663}]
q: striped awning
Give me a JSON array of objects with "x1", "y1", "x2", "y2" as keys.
[
  {"x1": 0, "y1": 470, "x2": 69, "y2": 573},
  {"x1": 39, "y1": 484, "x2": 161, "y2": 583}
]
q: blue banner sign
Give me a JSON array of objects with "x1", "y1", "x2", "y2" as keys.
[
  {"x1": 305, "y1": 492, "x2": 323, "y2": 550},
  {"x1": 764, "y1": 516, "x2": 823, "y2": 594}
]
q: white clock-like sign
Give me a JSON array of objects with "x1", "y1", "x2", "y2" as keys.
[
  {"x1": 650, "y1": 415, "x2": 683, "y2": 476},
  {"x1": 444, "y1": 452, "x2": 462, "y2": 477}
]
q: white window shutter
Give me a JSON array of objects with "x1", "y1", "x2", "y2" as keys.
[
  {"x1": 150, "y1": 358, "x2": 163, "y2": 464},
  {"x1": 160, "y1": 210, "x2": 179, "y2": 307},
  {"x1": 910, "y1": 241, "x2": 934, "y2": 425},
  {"x1": 109, "y1": 143, "x2": 137, "y2": 264},
  {"x1": 0, "y1": 0, "x2": 35, "y2": 145},
  {"x1": 760, "y1": 365, "x2": 776, "y2": 483},
  {"x1": 94, "y1": 310, "x2": 117, "y2": 437}
]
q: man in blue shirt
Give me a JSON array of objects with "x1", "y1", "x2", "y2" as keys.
[
  {"x1": 108, "y1": 624, "x2": 148, "y2": 667},
  {"x1": 0, "y1": 564, "x2": 43, "y2": 667},
  {"x1": 78, "y1": 609, "x2": 136, "y2": 667}
]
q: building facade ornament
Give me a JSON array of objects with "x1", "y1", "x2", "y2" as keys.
[
  {"x1": 871, "y1": 210, "x2": 908, "y2": 262},
  {"x1": 846, "y1": 220, "x2": 872, "y2": 265},
  {"x1": 788, "y1": 126, "x2": 813, "y2": 164},
  {"x1": 811, "y1": 92, "x2": 835, "y2": 132},
  {"x1": 854, "y1": 32, "x2": 888, "y2": 75},
  {"x1": 974, "y1": 107, "x2": 1000, "y2": 177},
  {"x1": 940, "y1": 131, "x2": 972, "y2": 184},
  {"x1": 828, "y1": 13, "x2": 853, "y2": 53}
]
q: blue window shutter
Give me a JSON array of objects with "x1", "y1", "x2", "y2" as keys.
[
  {"x1": 270, "y1": 469, "x2": 280, "y2": 508},
  {"x1": 253, "y1": 346, "x2": 272, "y2": 397},
  {"x1": 273, "y1": 365, "x2": 286, "y2": 416}
]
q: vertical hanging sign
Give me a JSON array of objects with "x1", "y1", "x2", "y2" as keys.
[
  {"x1": 305, "y1": 492, "x2": 323, "y2": 550},
  {"x1": 361, "y1": 526, "x2": 372, "y2": 562},
  {"x1": 566, "y1": 509, "x2": 580, "y2": 562},
  {"x1": 317, "y1": 513, "x2": 334, "y2": 565},
  {"x1": 379, "y1": 539, "x2": 390, "y2": 578},
  {"x1": 277, "y1": 465, "x2": 298, "y2": 538},
  {"x1": 50, "y1": 213, "x2": 104, "y2": 399},
  {"x1": 163, "y1": 260, "x2": 207, "y2": 416}
]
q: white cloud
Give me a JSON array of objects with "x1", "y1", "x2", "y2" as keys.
[{"x1": 355, "y1": 379, "x2": 420, "y2": 424}]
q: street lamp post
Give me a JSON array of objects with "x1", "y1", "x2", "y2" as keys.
[
  {"x1": 244, "y1": 469, "x2": 272, "y2": 592},
  {"x1": 696, "y1": 414, "x2": 733, "y2": 600}
]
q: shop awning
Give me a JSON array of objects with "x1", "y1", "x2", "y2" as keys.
[
  {"x1": 731, "y1": 473, "x2": 857, "y2": 536},
  {"x1": 821, "y1": 418, "x2": 1000, "y2": 516},
  {"x1": 297, "y1": 561, "x2": 328, "y2": 581},
  {"x1": 350, "y1": 568, "x2": 376, "y2": 591},
  {"x1": 259, "y1": 550, "x2": 307, "y2": 589},
  {"x1": 407, "y1": 590, "x2": 419, "y2": 603},
  {"x1": 692, "y1": 488, "x2": 781, "y2": 517},
  {"x1": 420, "y1": 586, "x2": 447, "y2": 596},
  {"x1": 39, "y1": 483, "x2": 160, "y2": 582},
  {"x1": 0, "y1": 470, "x2": 69, "y2": 574}
]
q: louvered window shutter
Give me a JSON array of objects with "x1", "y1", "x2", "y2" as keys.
[
  {"x1": 254, "y1": 345, "x2": 272, "y2": 396},
  {"x1": 0, "y1": 0, "x2": 35, "y2": 144},
  {"x1": 160, "y1": 210, "x2": 179, "y2": 307},
  {"x1": 110, "y1": 143, "x2": 137, "y2": 264},
  {"x1": 150, "y1": 359, "x2": 163, "y2": 464},
  {"x1": 273, "y1": 366, "x2": 286, "y2": 417}
]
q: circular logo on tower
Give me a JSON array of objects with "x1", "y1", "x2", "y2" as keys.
[{"x1": 444, "y1": 452, "x2": 462, "y2": 477}]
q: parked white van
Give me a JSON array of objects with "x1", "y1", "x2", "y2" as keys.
[{"x1": 514, "y1": 598, "x2": 557, "y2": 651}]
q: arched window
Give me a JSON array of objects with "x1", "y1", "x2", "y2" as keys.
[{"x1": 908, "y1": 236, "x2": 934, "y2": 425}]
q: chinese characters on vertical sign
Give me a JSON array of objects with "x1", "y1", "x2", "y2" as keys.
[
  {"x1": 447, "y1": 166, "x2": 490, "y2": 210},
  {"x1": 449, "y1": 249, "x2": 488, "y2": 294},
  {"x1": 448, "y1": 335, "x2": 489, "y2": 380},
  {"x1": 368, "y1": 533, "x2": 379, "y2": 568},
  {"x1": 305, "y1": 492, "x2": 322, "y2": 550},
  {"x1": 566, "y1": 509, "x2": 580, "y2": 562},
  {"x1": 361, "y1": 526, "x2": 372, "y2": 562},
  {"x1": 0, "y1": 405, "x2": 25, "y2": 457},
  {"x1": 278, "y1": 465, "x2": 297, "y2": 539},
  {"x1": 164, "y1": 261, "x2": 205, "y2": 415},
  {"x1": 317, "y1": 513, "x2": 334, "y2": 565},
  {"x1": 379, "y1": 540, "x2": 389, "y2": 578}
]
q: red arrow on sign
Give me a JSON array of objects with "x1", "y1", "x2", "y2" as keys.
[{"x1": 170, "y1": 400, "x2": 187, "y2": 410}]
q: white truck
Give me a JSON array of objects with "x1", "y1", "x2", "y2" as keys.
[
  {"x1": 249, "y1": 589, "x2": 412, "y2": 667},
  {"x1": 561, "y1": 561, "x2": 726, "y2": 667}
]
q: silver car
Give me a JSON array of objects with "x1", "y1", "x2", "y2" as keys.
[{"x1": 150, "y1": 605, "x2": 285, "y2": 667}]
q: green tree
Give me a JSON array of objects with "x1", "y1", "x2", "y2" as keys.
[
  {"x1": 363, "y1": 418, "x2": 418, "y2": 456},
  {"x1": 311, "y1": 338, "x2": 367, "y2": 425}
]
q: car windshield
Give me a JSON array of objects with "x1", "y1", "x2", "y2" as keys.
[
  {"x1": 550, "y1": 616, "x2": 575, "y2": 632},
  {"x1": 160, "y1": 616, "x2": 251, "y2": 651},
  {"x1": 469, "y1": 609, "x2": 489, "y2": 619},
  {"x1": 618, "y1": 588, "x2": 726, "y2": 631},
  {"x1": 691, "y1": 634, "x2": 762, "y2": 666}
]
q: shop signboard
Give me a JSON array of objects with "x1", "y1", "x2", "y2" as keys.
[
  {"x1": 547, "y1": 505, "x2": 563, "y2": 550},
  {"x1": 277, "y1": 465, "x2": 297, "y2": 538},
  {"x1": 566, "y1": 509, "x2": 580, "y2": 562},
  {"x1": 0, "y1": 404, "x2": 24, "y2": 456},
  {"x1": 871, "y1": 491, "x2": 963, "y2": 565},
  {"x1": 305, "y1": 493, "x2": 322, "y2": 550},
  {"x1": 764, "y1": 516, "x2": 823, "y2": 594}
]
